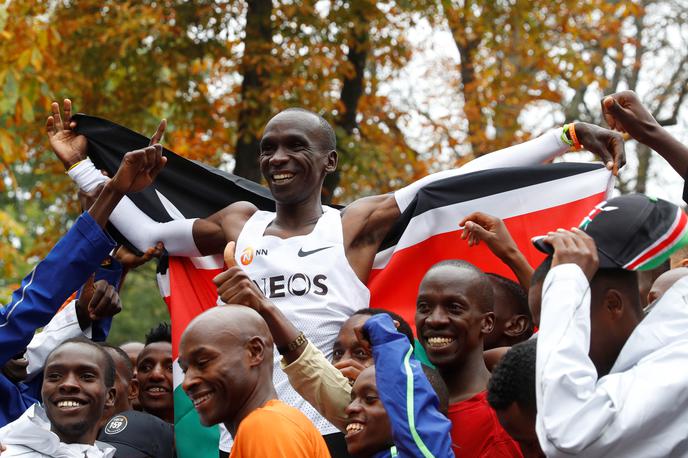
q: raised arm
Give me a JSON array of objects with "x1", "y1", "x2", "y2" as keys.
[
  {"x1": 459, "y1": 212, "x2": 533, "y2": 288},
  {"x1": 0, "y1": 143, "x2": 161, "y2": 364},
  {"x1": 535, "y1": 229, "x2": 613, "y2": 455},
  {"x1": 602, "y1": 90, "x2": 688, "y2": 178},
  {"x1": 47, "y1": 99, "x2": 230, "y2": 257},
  {"x1": 393, "y1": 123, "x2": 625, "y2": 212}
]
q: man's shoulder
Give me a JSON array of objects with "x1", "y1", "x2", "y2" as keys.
[
  {"x1": 240, "y1": 399, "x2": 317, "y2": 432},
  {"x1": 0, "y1": 443, "x2": 46, "y2": 457},
  {"x1": 220, "y1": 201, "x2": 260, "y2": 220},
  {"x1": 234, "y1": 400, "x2": 327, "y2": 455}
]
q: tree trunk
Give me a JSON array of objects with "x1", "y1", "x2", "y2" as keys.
[
  {"x1": 233, "y1": 0, "x2": 273, "y2": 182},
  {"x1": 323, "y1": 3, "x2": 370, "y2": 203}
]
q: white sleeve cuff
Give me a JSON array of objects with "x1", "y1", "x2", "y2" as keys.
[{"x1": 67, "y1": 158, "x2": 108, "y2": 192}]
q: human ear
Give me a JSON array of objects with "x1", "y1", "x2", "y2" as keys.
[
  {"x1": 504, "y1": 315, "x2": 529, "y2": 337},
  {"x1": 128, "y1": 378, "x2": 139, "y2": 402},
  {"x1": 481, "y1": 312, "x2": 495, "y2": 335},
  {"x1": 325, "y1": 150, "x2": 338, "y2": 174},
  {"x1": 246, "y1": 337, "x2": 266, "y2": 367},
  {"x1": 105, "y1": 387, "x2": 116, "y2": 408},
  {"x1": 604, "y1": 289, "x2": 624, "y2": 318}
]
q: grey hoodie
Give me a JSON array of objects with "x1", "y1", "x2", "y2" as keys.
[{"x1": 0, "y1": 404, "x2": 115, "y2": 457}]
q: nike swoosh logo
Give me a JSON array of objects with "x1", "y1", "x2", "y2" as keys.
[{"x1": 298, "y1": 246, "x2": 334, "y2": 257}]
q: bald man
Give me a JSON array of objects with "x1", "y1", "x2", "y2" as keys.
[
  {"x1": 179, "y1": 306, "x2": 330, "y2": 458},
  {"x1": 647, "y1": 267, "x2": 688, "y2": 309}
]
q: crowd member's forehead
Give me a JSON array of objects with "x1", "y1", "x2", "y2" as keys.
[
  {"x1": 337, "y1": 314, "x2": 370, "y2": 342},
  {"x1": 47, "y1": 342, "x2": 107, "y2": 373},
  {"x1": 181, "y1": 306, "x2": 272, "y2": 356},
  {"x1": 353, "y1": 366, "x2": 377, "y2": 393},
  {"x1": 103, "y1": 346, "x2": 133, "y2": 381},
  {"x1": 420, "y1": 263, "x2": 493, "y2": 312},
  {"x1": 120, "y1": 342, "x2": 144, "y2": 364},
  {"x1": 137, "y1": 341, "x2": 173, "y2": 369}
]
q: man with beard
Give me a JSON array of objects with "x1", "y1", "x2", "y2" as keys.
[
  {"x1": 179, "y1": 305, "x2": 330, "y2": 457},
  {"x1": 136, "y1": 323, "x2": 173, "y2": 423},
  {"x1": 415, "y1": 260, "x2": 522, "y2": 457},
  {"x1": 0, "y1": 338, "x2": 116, "y2": 457}
]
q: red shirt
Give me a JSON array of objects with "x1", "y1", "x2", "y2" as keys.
[{"x1": 448, "y1": 391, "x2": 523, "y2": 457}]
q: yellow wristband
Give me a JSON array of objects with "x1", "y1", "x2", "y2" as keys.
[{"x1": 67, "y1": 159, "x2": 85, "y2": 172}]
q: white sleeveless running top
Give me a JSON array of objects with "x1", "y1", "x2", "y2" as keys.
[{"x1": 232, "y1": 206, "x2": 370, "y2": 435}]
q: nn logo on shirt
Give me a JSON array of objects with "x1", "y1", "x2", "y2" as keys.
[{"x1": 240, "y1": 247, "x2": 268, "y2": 265}]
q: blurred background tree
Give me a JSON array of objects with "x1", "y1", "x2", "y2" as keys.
[{"x1": 2, "y1": 1, "x2": 687, "y2": 339}]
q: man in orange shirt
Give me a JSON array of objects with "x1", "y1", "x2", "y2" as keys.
[{"x1": 178, "y1": 305, "x2": 330, "y2": 458}]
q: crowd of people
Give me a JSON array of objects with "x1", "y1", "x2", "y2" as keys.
[{"x1": 1, "y1": 89, "x2": 687, "y2": 457}]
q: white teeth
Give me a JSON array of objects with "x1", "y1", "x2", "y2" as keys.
[
  {"x1": 346, "y1": 422, "x2": 365, "y2": 434},
  {"x1": 57, "y1": 400, "x2": 83, "y2": 408},
  {"x1": 427, "y1": 337, "x2": 455, "y2": 347},
  {"x1": 148, "y1": 387, "x2": 166, "y2": 392},
  {"x1": 193, "y1": 393, "x2": 212, "y2": 407},
  {"x1": 273, "y1": 173, "x2": 294, "y2": 181}
]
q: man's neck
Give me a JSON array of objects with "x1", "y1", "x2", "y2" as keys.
[
  {"x1": 52, "y1": 426, "x2": 98, "y2": 446},
  {"x1": 440, "y1": 347, "x2": 491, "y2": 405},
  {"x1": 225, "y1": 381, "x2": 278, "y2": 437},
  {"x1": 272, "y1": 195, "x2": 324, "y2": 235}
]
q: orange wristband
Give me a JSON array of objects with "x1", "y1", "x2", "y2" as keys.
[{"x1": 569, "y1": 123, "x2": 582, "y2": 150}]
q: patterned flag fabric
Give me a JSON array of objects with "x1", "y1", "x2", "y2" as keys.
[{"x1": 75, "y1": 115, "x2": 612, "y2": 457}]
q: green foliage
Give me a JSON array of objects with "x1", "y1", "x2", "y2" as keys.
[{"x1": 108, "y1": 262, "x2": 170, "y2": 345}]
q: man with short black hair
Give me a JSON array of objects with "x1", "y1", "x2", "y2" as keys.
[
  {"x1": 534, "y1": 194, "x2": 688, "y2": 456},
  {"x1": 0, "y1": 338, "x2": 117, "y2": 457},
  {"x1": 415, "y1": 259, "x2": 522, "y2": 457},
  {"x1": 487, "y1": 339, "x2": 543, "y2": 458},
  {"x1": 99, "y1": 343, "x2": 139, "y2": 427},
  {"x1": 136, "y1": 322, "x2": 173, "y2": 423}
]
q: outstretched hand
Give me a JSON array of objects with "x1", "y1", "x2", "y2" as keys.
[
  {"x1": 544, "y1": 228, "x2": 599, "y2": 281},
  {"x1": 109, "y1": 145, "x2": 167, "y2": 195},
  {"x1": 573, "y1": 122, "x2": 626, "y2": 176},
  {"x1": 213, "y1": 242, "x2": 271, "y2": 314},
  {"x1": 46, "y1": 99, "x2": 88, "y2": 170},
  {"x1": 601, "y1": 90, "x2": 659, "y2": 144}
]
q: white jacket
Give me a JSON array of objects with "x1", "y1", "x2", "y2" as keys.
[
  {"x1": 536, "y1": 264, "x2": 688, "y2": 457},
  {"x1": 0, "y1": 404, "x2": 115, "y2": 457}
]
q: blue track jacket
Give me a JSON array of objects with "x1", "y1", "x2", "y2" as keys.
[
  {"x1": 365, "y1": 314, "x2": 454, "y2": 458},
  {"x1": 0, "y1": 212, "x2": 116, "y2": 427}
]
